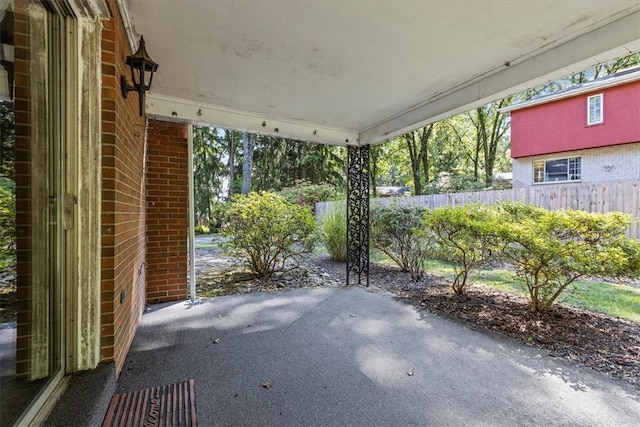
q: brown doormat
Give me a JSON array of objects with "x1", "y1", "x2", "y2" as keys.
[{"x1": 102, "y1": 379, "x2": 197, "y2": 427}]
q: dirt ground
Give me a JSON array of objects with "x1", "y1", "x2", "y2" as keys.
[{"x1": 194, "y1": 248, "x2": 640, "y2": 391}]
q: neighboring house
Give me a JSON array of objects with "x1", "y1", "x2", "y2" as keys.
[
  {"x1": 376, "y1": 186, "x2": 412, "y2": 197},
  {"x1": 501, "y1": 67, "x2": 640, "y2": 188}
]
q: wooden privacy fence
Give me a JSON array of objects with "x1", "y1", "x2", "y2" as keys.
[{"x1": 315, "y1": 180, "x2": 640, "y2": 239}]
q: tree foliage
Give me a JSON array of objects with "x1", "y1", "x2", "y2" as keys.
[
  {"x1": 0, "y1": 101, "x2": 14, "y2": 269},
  {"x1": 252, "y1": 136, "x2": 345, "y2": 192},
  {"x1": 278, "y1": 180, "x2": 341, "y2": 211},
  {"x1": 468, "y1": 98, "x2": 512, "y2": 185},
  {"x1": 192, "y1": 126, "x2": 227, "y2": 228},
  {"x1": 0, "y1": 101, "x2": 14, "y2": 180},
  {"x1": 221, "y1": 192, "x2": 316, "y2": 278},
  {"x1": 403, "y1": 124, "x2": 435, "y2": 195},
  {"x1": 0, "y1": 178, "x2": 15, "y2": 267}
]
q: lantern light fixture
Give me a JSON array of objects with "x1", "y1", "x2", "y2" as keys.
[{"x1": 121, "y1": 35, "x2": 158, "y2": 116}]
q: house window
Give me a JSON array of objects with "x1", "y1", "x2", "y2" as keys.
[
  {"x1": 587, "y1": 93, "x2": 603, "y2": 125},
  {"x1": 533, "y1": 157, "x2": 581, "y2": 183}
]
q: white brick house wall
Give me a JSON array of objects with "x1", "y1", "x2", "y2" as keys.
[{"x1": 512, "y1": 142, "x2": 640, "y2": 188}]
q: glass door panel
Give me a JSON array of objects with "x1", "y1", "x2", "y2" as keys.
[{"x1": 0, "y1": 2, "x2": 64, "y2": 425}]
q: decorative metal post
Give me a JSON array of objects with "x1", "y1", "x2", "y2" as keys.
[{"x1": 346, "y1": 145, "x2": 370, "y2": 286}]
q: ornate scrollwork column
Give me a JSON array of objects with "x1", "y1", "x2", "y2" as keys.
[{"x1": 346, "y1": 145, "x2": 370, "y2": 286}]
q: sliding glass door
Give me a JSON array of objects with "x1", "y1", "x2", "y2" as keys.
[{"x1": 0, "y1": 2, "x2": 66, "y2": 425}]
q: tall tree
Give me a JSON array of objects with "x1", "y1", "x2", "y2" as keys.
[
  {"x1": 403, "y1": 124, "x2": 434, "y2": 195},
  {"x1": 192, "y1": 126, "x2": 225, "y2": 226},
  {"x1": 468, "y1": 98, "x2": 512, "y2": 185},
  {"x1": 225, "y1": 129, "x2": 238, "y2": 198},
  {"x1": 370, "y1": 144, "x2": 382, "y2": 197},
  {"x1": 250, "y1": 136, "x2": 345, "y2": 192},
  {"x1": 449, "y1": 114, "x2": 482, "y2": 181},
  {"x1": 241, "y1": 132, "x2": 254, "y2": 195}
]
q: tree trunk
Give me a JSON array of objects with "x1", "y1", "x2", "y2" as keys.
[
  {"x1": 241, "y1": 132, "x2": 254, "y2": 195},
  {"x1": 473, "y1": 108, "x2": 485, "y2": 182},
  {"x1": 226, "y1": 129, "x2": 236, "y2": 198},
  {"x1": 403, "y1": 126, "x2": 434, "y2": 195},
  {"x1": 482, "y1": 98, "x2": 511, "y2": 185},
  {"x1": 407, "y1": 133, "x2": 421, "y2": 195},
  {"x1": 419, "y1": 124, "x2": 434, "y2": 188},
  {"x1": 370, "y1": 145, "x2": 380, "y2": 197}
]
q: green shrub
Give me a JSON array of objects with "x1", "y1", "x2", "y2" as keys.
[
  {"x1": 208, "y1": 200, "x2": 228, "y2": 233},
  {"x1": 194, "y1": 224, "x2": 210, "y2": 235},
  {"x1": 0, "y1": 179, "x2": 15, "y2": 269},
  {"x1": 424, "y1": 204, "x2": 498, "y2": 295},
  {"x1": 370, "y1": 204, "x2": 433, "y2": 281},
  {"x1": 495, "y1": 202, "x2": 640, "y2": 312},
  {"x1": 221, "y1": 191, "x2": 316, "y2": 278},
  {"x1": 321, "y1": 205, "x2": 347, "y2": 262}
]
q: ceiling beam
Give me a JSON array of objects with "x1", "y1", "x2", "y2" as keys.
[{"x1": 146, "y1": 94, "x2": 359, "y2": 146}]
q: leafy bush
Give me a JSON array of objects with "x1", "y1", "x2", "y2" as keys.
[
  {"x1": 424, "y1": 204, "x2": 498, "y2": 295},
  {"x1": 320, "y1": 205, "x2": 347, "y2": 262},
  {"x1": 194, "y1": 224, "x2": 210, "y2": 235},
  {"x1": 495, "y1": 202, "x2": 640, "y2": 312},
  {"x1": 0, "y1": 179, "x2": 15, "y2": 269},
  {"x1": 221, "y1": 191, "x2": 316, "y2": 278},
  {"x1": 370, "y1": 204, "x2": 433, "y2": 281},
  {"x1": 209, "y1": 200, "x2": 228, "y2": 233},
  {"x1": 278, "y1": 180, "x2": 341, "y2": 211}
]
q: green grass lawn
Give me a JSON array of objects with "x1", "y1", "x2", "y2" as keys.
[
  {"x1": 368, "y1": 250, "x2": 639, "y2": 322},
  {"x1": 195, "y1": 241, "x2": 219, "y2": 249},
  {"x1": 194, "y1": 234, "x2": 221, "y2": 249}
]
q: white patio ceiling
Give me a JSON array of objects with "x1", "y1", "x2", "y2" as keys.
[{"x1": 121, "y1": 0, "x2": 640, "y2": 146}]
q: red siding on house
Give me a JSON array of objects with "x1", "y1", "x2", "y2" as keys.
[{"x1": 511, "y1": 80, "x2": 640, "y2": 158}]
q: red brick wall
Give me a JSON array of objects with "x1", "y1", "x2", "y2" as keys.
[
  {"x1": 101, "y1": 0, "x2": 148, "y2": 372},
  {"x1": 146, "y1": 120, "x2": 189, "y2": 303},
  {"x1": 13, "y1": 1, "x2": 32, "y2": 379}
]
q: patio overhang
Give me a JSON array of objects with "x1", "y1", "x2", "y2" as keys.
[{"x1": 121, "y1": 0, "x2": 640, "y2": 146}]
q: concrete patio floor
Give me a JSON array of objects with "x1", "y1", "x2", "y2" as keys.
[{"x1": 113, "y1": 286, "x2": 639, "y2": 426}]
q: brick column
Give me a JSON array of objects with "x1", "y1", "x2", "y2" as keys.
[
  {"x1": 146, "y1": 119, "x2": 189, "y2": 303},
  {"x1": 101, "y1": 0, "x2": 151, "y2": 368}
]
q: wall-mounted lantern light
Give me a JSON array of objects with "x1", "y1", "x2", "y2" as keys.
[{"x1": 121, "y1": 35, "x2": 158, "y2": 116}]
